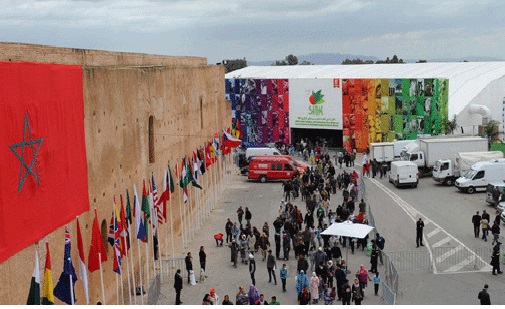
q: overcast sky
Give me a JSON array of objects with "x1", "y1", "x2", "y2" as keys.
[{"x1": 1, "y1": 0, "x2": 505, "y2": 64}]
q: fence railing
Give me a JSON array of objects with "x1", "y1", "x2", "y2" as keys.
[{"x1": 161, "y1": 257, "x2": 187, "y2": 279}]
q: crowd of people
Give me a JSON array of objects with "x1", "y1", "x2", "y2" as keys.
[{"x1": 175, "y1": 143, "x2": 386, "y2": 305}]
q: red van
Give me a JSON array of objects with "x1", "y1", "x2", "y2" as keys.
[{"x1": 248, "y1": 155, "x2": 304, "y2": 182}]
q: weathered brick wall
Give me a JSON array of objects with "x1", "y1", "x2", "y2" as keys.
[{"x1": 0, "y1": 43, "x2": 229, "y2": 304}]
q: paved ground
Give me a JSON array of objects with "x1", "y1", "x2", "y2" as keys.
[
  {"x1": 158, "y1": 156, "x2": 385, "y2": 305},
  {"x1": 158, "y1": 152, "x2": 505, "y2": 305}
]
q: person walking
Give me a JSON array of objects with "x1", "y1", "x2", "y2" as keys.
[
  {"x1": 491, "y1": 222, "x2": 500, "y2": 245},
  {"x1": 225, "y1": 218, "x2": 233, "y2": 243},
  {"x1": 249, "y1": 253, "x2": 257, "y2": 286},
  {"x1": 282, "y1": 232, "x2": 291, "y2": 261},
  {"x1": 280, "y1": 263, "x2": 288, "y2": 292},
  {"x1": 341, "y1": 279, "x2": 352, "y2": 305},
  {"x1": 481, "y1": 216, "x2": 489, "y2": 242},
  {"x1": 185, "y1": 252, "x2": 193, "y2": 284},
  {"x1": 352, "y1": 278, "x2": 364, "y2": 305},
  {"x1": 373, "y1": 272, "x2": 381, "y2": 296},
  {"x1": 245, "y1": 207, "x2": 252, "y2": 226},
  {"x1": 229, "y1": 240, "x2": 238, "y2": 268},
  {"x1": 174, "y1": 269, "x2": 183, "y2": 305},
  {"x1": 237, "y1": 206, "x2": 244, "y2": 226},
  {"x1": 491, "y1": 242, "x2": 502, "y2": 275},
  {"x1": 416, "y1": 218, "x2": 425, "y2": 247},
  {"x1": 478, "y1": 284, "x2": 491, "y2": 305},
  {"x1": 309, "y1": 272, "x2": 320, "y2": 304},
  {"x1": 472, "y1": 211, "x2": 482, "y2": 238},
  {"x1": 267, "y1": 250, "x2": 277, "y2": 285}
]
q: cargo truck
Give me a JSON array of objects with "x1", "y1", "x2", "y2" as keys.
[
  {"x1": 432, "y1": 151, "x2": 504, "y2": 186},
  {"x1": 400, "y1": 136, "x2": 488, "y2": 176},
  {"x1": 370, "y1": 142, "x2": 394, "y2": 163}
]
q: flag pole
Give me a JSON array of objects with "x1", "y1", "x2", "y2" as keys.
[
  {"x1": 98, "y1": 252, "x2": 106, "y2": 304},
  {"x1": 115, "y1": 272, "x2": 119, "y2": 305},
  {"x1": 136, "y1": 233, "x2": 144, "y2": 305},
  {"x1": 120, "y1": 271, "x2": 125, "y2": 305},
  {"x1": 145, "y1": 242, "x2": 150, "y2": 290},
  {"x1": 69, "y1": 274, "x2": 75, "y2": 305},
  {"x1": 127, "y1": 223, "x2": 136, "y2": 305},
  {"x1": 169, "y1": 192, "x2": 175, "y2": 268}
]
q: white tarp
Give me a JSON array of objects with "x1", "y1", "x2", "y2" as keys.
[
  {"x1": 321, "y1": 220, "x2": 374, "y2": 238},
  {"x1": 288, "y1": 78, "x2": 342, "y2": 130}
]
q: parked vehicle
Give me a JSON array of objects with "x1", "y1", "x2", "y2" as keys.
[
  {"x1": 393, "y1": 140, "x2": 414, "y2": 159},
  {"x1": 245, "y1": 147, "x2": 281, "y2": 159},
  {"x1": 485, "y1": 182, "x2": 505, "y2": 205},
  {"x1": 248, "y1": 156, "x2": 301, "y2": 182},
  {"x1": 433, "y1": 151, "x2": 504, "y2": 186},
  {"x1": 455, "y1": 159, "x2": 505, "y2": 194},
  {"x1": 400, "y1": 136, "x2": 488, "y2": 176},
  {"x1": 389, "y1": 161, "x2": 419, "y2": 188},
  {"x1": 241, "y1": 154, "x2": 307, "y2": 175},
  {"x1": 370, "y1": 142, "x2": 394, "y2": 163}
]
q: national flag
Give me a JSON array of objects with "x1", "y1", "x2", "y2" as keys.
[
  {"x1": 88, "y1": 209, "x2": 107, "y2": 273},
  {"x1": 197, "y1": 148, "x2": 206, "y2": 175},
  {"x1": 27, "y1": 249, "x2": 40, "y2": 305},
  {"x1": 125, "y1": 189, "x2": 132, "y2": 225},
  {"x1": 180, "y1": 157, "x2": 190, "y2": 203},
  {"x1": 134, "y1": 184, "x2": 147, "y2": 243},
  {"x1": 76, "y1": 217, "x2": 89, "y2": 305},
  {"x1": 213, "y1": 133, "x2": 220, "y2": 157},
  {"x1": 168, "y1": 165, "x2": 175, "y2": 193},
  {"x1": 152, "y1": 172, "x2": 164, "y2": 224},
  {"x1": 108, "y1": 208, "x2": 122, "y2": 275},
  {"x1": 42, "y1": 242, "x2": 54, "y2": 305},
  {"x1": 53, "y1": 226, "x2": 78, "y2": 305},
  {"x1": 193, "y1": 151, "x2": 200, "y2": 180},
  {"x1": 189, "y1": 156, "x2": 203, "y2": 190},
  {"x1": 175, "y1": 162, "x2": 180, "y2": 185},
  {"x1": 234, "y1": 119, "x2": 243, "y2": 139},
  {"x1": 141, "y1": 180, "x2": 151, "y2": 240},
  {"x1": 119, "y1": 195, "x2": 130, "y2": 256},
  {"x1": 209, "y1": 143, "x2": 216, "y2": 163},
  {"x1": 0, "y1": 62, "x2": 89, "y2": 263},
  {"x1": 223, "y1": 129, "x2": 242, "y2": 148},
  {"x1": 147, "y1": 179, "x2": 158, "y2": 235},
  {"x1": 157, "y1": 169, "x2": 170, "y2": 221},
  {"x1": 205, "y1": 143, "x2": 212, "y2": 168},
  {"x1": 108, "y1": 199, "x2": 119, "y2": 247}
]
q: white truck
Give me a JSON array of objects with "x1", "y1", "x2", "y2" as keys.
[
  {"x1": 455, "y1": 159, "x2": 505, "y2": 193},
  {"x1": 400, "y1": 136, "x2": 488, "y2": 176},
  {"x1": 432, "y1": 151, "x2": 504, "y2": 186},
  {"x1": 393, "y1": 140, "x2": 414, "y2": 159},
  {"x1": 370, "y1": 142, "x2": 394, "y2": 163}
]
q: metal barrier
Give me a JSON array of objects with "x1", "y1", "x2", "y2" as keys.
[
  {"x1": 382, "y1": 281, "x2": 396, "y2": 305},
  {"x1": 147, "y1": 274, "x2": 161, "y2": 305},
  {"x1": 161, "y1": 257, "x2": 187, "y2": 279}
]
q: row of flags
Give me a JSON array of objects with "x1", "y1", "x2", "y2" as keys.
[{"x1": 26, "y1": 127, "x2": 242, "y2": 305}]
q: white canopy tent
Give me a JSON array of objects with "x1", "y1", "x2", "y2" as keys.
[{"x1": 321, "y1": 220, "x2": 374, "y2": 238}]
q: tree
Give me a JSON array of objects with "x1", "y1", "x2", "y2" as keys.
[
  {"x1": 300, "y1": 60, "x2": 313, "y2": 65},
  {"x1": 342, "y1": 58, "x2": 374, "y2": 65},
  {"x1": 484, "y1": 120, "x2": 500, "y2": 143},
  {"x1": 417, "y1": 60, "x2": 428, "y2": 63},
  {"x1": 273, "y1": 60, "x2": 287, "y2": 66},
  {"x1": 223, "y1": 58, "x2": 247, "y2": 73},
  {"x1": 285, "y1": 54, "x2": 298, "y2": 65},
  {"x1": 376, "y1": 55, "x2": 404, "y2": 64}
]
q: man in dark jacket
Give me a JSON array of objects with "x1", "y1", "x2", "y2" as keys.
[
  {"x1": 491, "y1": 243, "x2": 502, "y2": 275},
  {"x1": 472, "y1": 211, "x2": 482, "y2": 238},
  {"x1": 199, "y1": 246, "x2": 207, "y2": 273},
  {"x1": 335, "y1": 264, "x2": 347, "y2": 301},
  {"x1": 185, "y1": 252, "x2": 193, "y2": 283},
  {"x1": 297, "y1": 254, "x2": 309, "y2": 274},
  {"x1": 225, "y1": 218, "x2": 234, "y2": 243},
  {"x1": 478, "y1": 284, "x2": 491, "y2": 305},
  {"x1": 274, "y1": 232, "x2": 281, "y2": 259},
  {"x1": 416, "y1": 218, "x2": 425, "y2": 247},
  {"x1": 174, "y1": 269, "x2": 183, "y2": 305},
  {"x1": 245, "y1": 207, "x2": 252, "y2": 225},
  {"x1": 266, "y1": 250, "x2": 277, "y2": 285}
]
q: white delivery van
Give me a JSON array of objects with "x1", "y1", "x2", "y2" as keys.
[
  {"x1": 455, "y1": 159, "x2": 505, "y2": 194},
  {"x1": 389, "y1": 161, "x2": 419, "y2": 188},
  {"x1": 245, "y1": 147, "x2": 281, "y2": 160}
]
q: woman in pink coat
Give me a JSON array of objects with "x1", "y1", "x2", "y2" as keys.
[
  {"x1": 310, "y1": 272, "x2": 320, "y2": 304},
  {"x1": 356, "y1": 264, "x2": 370, "y2": 292}
]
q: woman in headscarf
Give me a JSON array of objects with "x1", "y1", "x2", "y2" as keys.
[
  {"x1": 209, "y1": 288, "x2": 220, "y2": 305},
  {"x1": 298, "y1": 286, "x2": 311, "y2": 305},
  {"x1": 355, "y1": 264, "x2": 370, "y2": 292},
  {"x1": 202, "y1": 294, "x2": 211, "y2": 305},
  {"x1": 296, "y1": 270, "x2": 310, "y2": 294},
  {"x1": 352, "y1": 278, "x2": 364, "y2": 305},
  {"x1": 247, "y1": 284, "x2": 260, "y2": 305},
  {"x1": 309, "y1": 272, "x2": 320, "y2": 304}
]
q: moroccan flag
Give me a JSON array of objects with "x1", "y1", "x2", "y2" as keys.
[
  {"x1": 0, "y1": 62, "x2": 89, "y2": 263},
  {"x1": 76, "y1": 217, "x2": 89, "y2": 305},
  {"x1": 223, "y1": 130, "x2": 242, "y2": 148},
  {"x1": 27, "y1": 249, "x2": 40, "y2": 305},
  {"x1": 42, "y1": 242, "x2": 54, "y2": 305},
  {"x1": 88, "y1": 209, "x2": 107, "y2": 273},
  {"x1": 125, "y1": 189, "x2": 132, "y2": 225},
  {"x1": 53, "y1": 226, "x2": 78, "y2": 305}
]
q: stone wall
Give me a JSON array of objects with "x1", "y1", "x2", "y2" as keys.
[{"x1": 0, "y1": 43, "x2": 229, "y2": 304}]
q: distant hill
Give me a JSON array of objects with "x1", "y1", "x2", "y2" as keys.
[{"x1": 247, "y1": 53, "x2": 503, "y2": 66}]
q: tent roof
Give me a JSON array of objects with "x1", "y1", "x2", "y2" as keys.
[{"x1": 225, "y1": 62, "x2": 505, "y2": 117}]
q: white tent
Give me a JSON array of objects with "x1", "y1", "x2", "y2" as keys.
[{"x1": 321, "y1": 220, "x2": 374, "y2": 238}]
